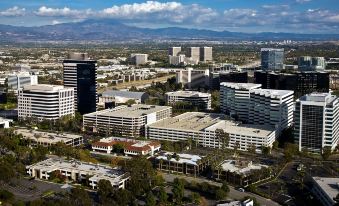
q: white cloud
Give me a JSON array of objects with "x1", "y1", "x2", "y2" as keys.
[
  {"x1": 296, "y1": 0, "x2": 311, "y2": 3},
  {"x1": 35, "y1": 6, "x2": 93, "y2": 18},
  {"x1": 0, "y1": 6, "x2": 26, "y2": 17}
]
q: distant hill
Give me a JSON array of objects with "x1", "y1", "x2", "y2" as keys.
[{"x1": 0, "y1": 19, "x2": 338, "y2": 42}]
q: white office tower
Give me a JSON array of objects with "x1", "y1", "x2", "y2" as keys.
[
  {"x1": 7, "y1": 73, "x2": 38, "y2": 91},
  {"x1": 220, "y1": 82, "x2": 261, "y2": 122},
  {"x1": 294, "y1": 93, "x2": 339, "y2": 153},
  {"x1": 248, "y1": 89, "x2": 294, "y2": 135},
  {"x1": 176, "y1": 68, "x2": 209, "y2": 89},
  {"x1": 18, "y1": 84, "x2": 74, "y2": 120},
  {"x1": 169, "y1": 47, "x2": 181, "y2": 56},
  {"x1": 298, "y1": 56, "x2": 326, "y2": 71},
  {"x1": 188, "y1": 47, "x2": 200, "y2": 63},
  {"x1": 166, "y1": 91, "x2": 212, "y2": 110},
  {"x1": 130, "y1": 53, "x2": 148, "y2": 65},
  {"x1": 169, "y1": 55, "x2": 186, "y2": 66},
  {"x1": 200, "y1": 47, "x2": 213, "y2": 62}
]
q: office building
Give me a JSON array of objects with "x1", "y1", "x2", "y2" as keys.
[
  {"x1": 298, "y1": 56, "x2": 326, "y2": 71},
  {"x1": 209, "y1": 71, "x2": 248, "y2": 90},
  {"x1": 0, "y1": 117, "x2": 12, "y2": 128},
  {"x1": 294, "y1": 93, "x2": 339, "y2": 153},
  {"x1": 169, "y1": 55, "x2": 186, "y2": 66},
  {"x1": 311, "y1": 177, "x2": 338, "y2": 206},
  {"x1": 18, "y1": 84, "x2": 74, "y2": 121},
  {"x1": 7, "y1": 73, "x2": 38, "y2": 91},
  {"x1": 168, "y1": 47, "x2": 181, "y2": 56},
  {"x1": 220, "y1": 82, "x2": 261, "y2": 121},
  {"x1": 249, "y1": 89, "x2": 294, "y2": 134},
  {"x1": 147, "y1": 112, "x2": 276, "y2": 152},
  {"x1": 99, "y1": 90, "x2": 149, "y2": 108},
  {"x1": 63, "y1": 53, "x2": 97, "y2": 114},
  {"x1": 92, "y1": 137, "x2": 161, "y2": 156},
  {"x1": 83, "y1": 104, "x2": 172, "y2": 138},
  {"x1": 130, "y1": 53, "x2": 148, "y2": 65},
  {"x1": 261, "y1": 48, "x2": 284, "y2": 71},
  {"x1": 165, "y1": 91, "x2": 211, "y2": 110},
  {"x1": 26, "y1": 158, "x2": 129, "y2": 190},
  {"x1": 254, "y1": 71, "x2": 329, "y2": 99},
  {"x1": 188, "y1": 47, "x2": 200, "y2": 63},
  {"x1": 200, "y1": 47, "x2": 213, "y2": 62},
  {"x1": 15, "y1": 128, "x2": 83, "y2": 147},
  {"x1": 176, "y1": 68, "x2": 209, "y2": 89}
]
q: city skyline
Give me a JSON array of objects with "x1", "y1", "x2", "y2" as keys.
[{"x1": 0, "y1": 0, "x2": 338, "y2": 34}]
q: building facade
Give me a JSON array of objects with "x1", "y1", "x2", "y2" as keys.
[
  {"x1": 200, "y1": 47, "x2": 213, "y2": 62},
  {"x1": 311, "y1": 177, "x2": 338, "y2": 206},
  {"x1": 83, "y1": 104, "x2": 172, "y2": 138},
  {"x1": 176, "y1": 68, "x2": 209, "y2": 89},
  {"x1": 130, "y1": 53, "x2": 148, "y2": 65},
  {"x1": 188, "y1": 47, "x2": 200, "y2": 63},
  {"x1": 166, "y1": 91, "x2": 212, "y2": 110},
  {"x1": 220, "y1": 82, "x2": 261, "y2": 121},
  {"x1": 294, "y1": 93, "x2": 339, "y2": 153},
  {"x1": 261, "y1": 48, "x2": 284, "y2": 71},
  {"x1": 63, "y1": 53, "x2": 97, "y2": 114},
  {"x1": 248, "y1": 89, "x2": 294, "y2": 135},
  {"x1": 7, "y1": 73, "x2": 38, "y2": 91},
  {"x1": 18, "y1": 84, "x2": 74, "y2": 120},
  {"x1": 298, "y1": 56, "x2": 326, "y2": 71},
  {"x1": 169, "y1": 47, "x2": 181, "y2": 56}
]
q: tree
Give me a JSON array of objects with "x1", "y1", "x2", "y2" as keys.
[
  {"x1": 113, "y1": 189, "x2": 132, "y2": 206},
  {"x1": 158, "y1": 186, "x2": 168, "y2": 204},
  {"x1": 145, "y1": 192, "x2": 156, "y2": 206},
  {"x1": 113, "y1": 143, "x2": 125, "y2": 153},
  {"x1": 261, "y1": 146, "x2": 271, "y2": 156},
  {"x1": 0, "y1": 189, "x2": 14, "y2": 203},
  {"x1": 0, "y1": 162, "x2": 15, "y2": 183},
  {"x1": 215, "y1": 129, "x2": 229, "y2": 151},
  {"x1": 247, "y1": 144, "x2": 256, "y2": 154},
  {"x1": 189, "y1": 192, "x2": 201, "y2": 205},
  {"x1": 172, "y1": 178, "x2": 185, "y2": 204},
  {"x1": 322, "y1": 146, "x2": 332, "y2": 160},
  {"x1": 215, "y1": 188, "x2": 227, "y2": 200},
  {"x1": 97, "y1": 179, "x2": 114, "y2": 203},
  {"x1": 69, "y1": 187, "x2": 92, "y2": 206},
  {"x1": 221, "y1": 181, "x2": 230, "y2": 193},
  {"x1": 284, "y1": 143, "x2": 298, "y2": 162}
]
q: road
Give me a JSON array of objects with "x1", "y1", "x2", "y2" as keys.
[{"x1": 162, "y1": 173, "x2": 280, "y2": 206}]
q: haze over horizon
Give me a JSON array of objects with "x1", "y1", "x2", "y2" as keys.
[{"x1": 0, "y1": 0, "x2": 339, "y2": 34}]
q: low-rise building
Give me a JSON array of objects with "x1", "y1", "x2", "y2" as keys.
[
  {"x1": 15, "y1": 128, "x2": 83, "y2": 147},
  {"x1": 7, "y1": 72, "x2": 38, "y2": 92},
  {"x1": 215, "y1": 160, "x2": 270, "y2": 186},
  {"x1": 18, "y1": 84, "x2": 74, "y2": 120},
  {"x1": 130, "y1": 54, "x2": 148, "y2": 65},
  {"x1": 166, "y1": 90, "x2": 211, "y2": 110},
  {"x1": 99, "y1": 90, "x2": 149, "y2": 108},
  {"x1": 92, "y1": 137, "x2": 161, "y2": 156},
  {"x1": 26, "y1": 158, "x2": 129, "y2": 189},
  {"x1": 147, "y1": 112, "x2": 276, "y2": 152},
  {"x1": 154, "y1": 152, "x2": 208, "y2": 176},
  {"x1": 311, "y1": 177, "x2": 338, "y2": 206},
  {"x1": 83, "y1": 104, "x2": 172, "y2": 138},
  {"x1": 0, "y1": 117, "x2": 12, "y2": 128}
]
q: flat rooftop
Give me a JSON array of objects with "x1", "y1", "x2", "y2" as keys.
[
  {"x1": 148, "y1": 112, "x2": 225, "y2": 131},
  {"x1": 219, "y1": 160, "x2": 267, "y2": 175},
  {"x1": 312, "y1": 177, "x2": 339, "y2": 201},
  {"x1": 84, "y1": 104, "x2": 171, "y2": 118},
  {"x1": 250, "y1": 89, "x2": 294, "y2": 97},
  {"x1": 300, "y1": 93, "x2": 337, "y2": 104},
  {"x1": 102, "y1": 90, "x2": 146, "y2": 99},
  {"x1": 22, "y1": 84, "x2": 70, "y2": 92},
  {"x1": 156, "y1": 152, "x2": 204, "y2": 166},
  {"x1": 206, "y1": 121, "x2": 275, "y2": 138},
  {"x1": 27, "y1": 158, "x2": 126, "y2": 184},
  {"x1": 220, "y1": 82, "x2": 261, "y2": 90},
  {"x1": 166, "y1": 91, "x2": 211, "y2": 98},
  {"x1": 15, "y1": 128, "x2": 82, "y2": 144}
]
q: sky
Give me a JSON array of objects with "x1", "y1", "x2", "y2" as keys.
[{"x1": 0, "y1": 0, "x2": 339, "y2": 34}]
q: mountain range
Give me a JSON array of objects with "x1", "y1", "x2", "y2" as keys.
[{"x1": 0, "y1": 19, "x2": 338, "y2": 42}]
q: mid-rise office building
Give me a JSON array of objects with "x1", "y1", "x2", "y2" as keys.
[
  {"x1": 165, "y1": 91, "x2": 211, "y2": 110},
  {"x1": 200, "y1": 47, "x2": 213, "y2": 62},
  {"x1": 209, "y1": 71, "x2": 248, "y2": 90},
  {"x1": 249, "y1": 89, "x2": 294, "y2": 134},
  {"x1": 169, "y1": 54, "x2": 186, "y2": 66},
  {"x1": 26, "y1": 158, "x2": 129, "y2": 190},
  {"x1": 188, "y1": 47, "x2": 200, "y2": 63},
  {"x1": 220, "y1": 82, "x2": 261, "y2": 121},
  {"x1": 168, "y1": 47, "x2": 181, "y2": 56},
  {"x1": 130, "y1": 53, "x2": 148, "y2": 65},
  {"x1": 298, "y1": 56, "x2": 326, "y2": 71},
  {"x1": 261, "y1": 48, "x2": 284, "y2": 71},
  {"x1": 147, "y1": 112, "x2": 276, "y2": 153},
  {"x1": 176, "y1": 68, "x2": 209, "y2": 89},
  {"x1": 294, "y1": 93, "x2": 339, "y2": 153},
  {"x1": 63, "y1": 53, "x2": 97, "y2": 114},
  {"x1": 18, "y1": 84, "x2": 74, "y2": 121},
  {"x1": 311, "y1": 177, "x2": 339, "y2": 206},
  {"x1": 254, "y1": 71, "x2": 329, "y2": 99},
  {"x1": 7, "y1": 73, "x2": 38, "y2": 91},
  {"x1": 83, "y1": 104, "x2": 172, "y2": 138}
]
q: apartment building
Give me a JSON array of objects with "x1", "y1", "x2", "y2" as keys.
[
  {"x1": 83, "y1": 104, "x2": 172, "y2": 138},
  {"x1": 294, "y1": 93, "x2": 339, "y2": 153},
  {"x1": 146, "y1": 112, "x2": 276, "y2": 153},
  {"x1": 166, "y1": 90, "x2": 212, "y2": 110},
  {"x1": 18, "y1": 84, "x2": 74, "y2": 120},
  {"x1": 220, "y1": 82, "x2": 261, "y2": 121},
  {"x1": 26, "y1": 158, "x2": 129, "y2": 190}
]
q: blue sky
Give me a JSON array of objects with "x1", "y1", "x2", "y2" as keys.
[{"x1": 0, "y1": 0, "x2": 339, "y2": 33}]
